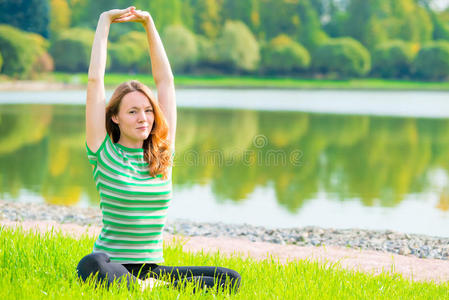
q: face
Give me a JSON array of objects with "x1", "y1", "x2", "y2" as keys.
[{"x1": 112, "y1": 91, "x2": 155, "y2": 145}]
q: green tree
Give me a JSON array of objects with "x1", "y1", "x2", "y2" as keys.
[
  {"x1": 0, "y1": 0, "x2": 49, "y2": 38},
  {"x1": 413, "y1": 40, "x2": 449, "y2": 80},
  {"x1": 0, "y1": 25, "x2": 37, "y2": 78},
  {"x1": 162, "y1": 25, "x2": 198, "y2": 73},
  {"x1": 109, "y1": 31, "x2": 149, "y2": 73},
  {"x1": 188, "y1": 0, "x2": 223, "y2": 39},
  {"x1": 372, "y1": 40, "x2": 415, "y2": 78},
  {"x1": 50, "y1": 27, "x2": 95, "y2": 72},
  {"x1": 296, "y1": 0, "x2": 328, "y2": 51},
  {"x1": 215, "y1": 20, "x2": 260, "y2": 73},
  {"x1": 313, "y1": 37, "x2": 371, "y2": 77},
  {"x1": 258, "y1": 0, "x2": 301, "y2": 40},
  {"x1": 50, "y1": 0, "x2": 71, "y2": 39},
  {"x1": 261, "y1": 34, "x2": 310, "y2": 74}
]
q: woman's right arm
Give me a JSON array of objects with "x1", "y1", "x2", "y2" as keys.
[{"x1": 86, "y1": 7, "x2": 134, "y2": 152}]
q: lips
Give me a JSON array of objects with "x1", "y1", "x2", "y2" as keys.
[{"x1": 137, "y1": 126, "x2": 148, "y2": 130}]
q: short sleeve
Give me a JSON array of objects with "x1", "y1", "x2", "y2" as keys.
[{"x1": 85, "y1": 134, "x2": 109, "y2": 167}]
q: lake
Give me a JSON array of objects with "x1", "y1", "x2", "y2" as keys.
[{"x1": 1, "y1": 88, "x2": 449, "y2": 236}]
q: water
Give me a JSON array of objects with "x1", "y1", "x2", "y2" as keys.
[{"x1": 1, "y1": 89, "x2": 449, "y2": 236}]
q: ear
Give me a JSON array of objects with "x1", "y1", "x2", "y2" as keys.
[{"x1": 111, "y1": 114, "x2": 119, "y2": 125}]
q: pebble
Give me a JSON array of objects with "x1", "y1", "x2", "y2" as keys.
[{"x1": 1, "y1": 200, "x2": 449, "y2": 260}]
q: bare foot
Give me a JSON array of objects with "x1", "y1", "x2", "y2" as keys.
[{"x1": 137, "y1": 277, "x2": 169, "y2": 292}]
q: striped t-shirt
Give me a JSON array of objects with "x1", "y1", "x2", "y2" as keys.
[{"x1": 85, "y1": 134, "x2": 172, "y2": 264}]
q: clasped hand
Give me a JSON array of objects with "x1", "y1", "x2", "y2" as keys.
[{"x1": 102, "y1": 6, "x2": 151, "y2": 25}]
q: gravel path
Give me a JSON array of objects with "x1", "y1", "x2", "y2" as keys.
[{"x1": 1, "y1": 200, "x2": 449, "y2": 260}]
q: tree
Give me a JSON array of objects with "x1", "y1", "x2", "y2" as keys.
[
  {"x1": 50, "y1": 0, "x2": 71, "y2": 39},
  {"x1": 372, "y1": 40, "x2": 415, "y2": 78},
  {"x1": 261, "y1": 35, "x2": 310, "y2": 74},
  {"x1": 162, "y1": 25, "x2": 198, "y2": 73},
  {"x1": 296, "y1": 0, "x2": 328, "y2": 51},
  {"x1": 0, "y1": 0, "x2": 49, "y2": 37},
  {"x1": 215, "y1": 20, "x2": 260, "y2": 73},
  {"x1": 413, "y1": 40, "x2": 449, "y2": 80},
  {"x1": 188, "y1": 0, "x2": 223, "y2": 39},
  {"x1": 313, "y1": 37, "x2": 371, "y2": 77}
]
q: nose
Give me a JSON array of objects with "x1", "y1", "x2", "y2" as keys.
[{"x1": 137, "y1": 110, "x2": 147, "y2": 122}]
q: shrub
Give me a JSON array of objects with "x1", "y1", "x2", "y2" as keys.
[
  {"x1": 313, "y1": 37, "x2": 371, "y2": 78},
  {"x1": 413, "y1": 40, "x2": 449, "y2": 80},
  {"x1": 50, "y1": 27, "x2": 95, "y2": 72},
  {"x1": 110, "y1": 31, "x2": 150, "y2": 73},
  {"x1": 0, "y1": 25, "x2": 35, "y2": 77},
  {"x1": 372, "y1": 40, "x2": 415, "y2": 78},
  {"x1": 0, "y1": 51, "x2": 3, "y2": 72},
  {"x1": 162, "y1": 25, "x2": 198, "y2": 73},
  {"x1": 28, "y1": 32, "x2": 54, "y2": 74},
  {"x1": 215, "y1": 20, "x2": 260, "y2": 73},
  {"x1": 261, "y1": 34, "x2": 310, "y2": 74}
]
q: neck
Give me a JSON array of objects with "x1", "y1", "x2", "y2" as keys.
[{"x1": 117, "y1": 137, "x2": 144, "y2": 149}]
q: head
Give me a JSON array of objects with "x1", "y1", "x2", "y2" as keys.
[{"x1": 106, "y1": 80, "x2": 171, "y2": 178}]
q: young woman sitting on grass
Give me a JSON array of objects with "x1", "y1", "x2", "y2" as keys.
[{"x1": 76, "y1": 7, "x2": 241, "y2": 293}]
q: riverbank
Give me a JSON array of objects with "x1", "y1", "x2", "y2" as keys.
[
  {"x1": 1, "y1": 73, "x2": 449, "y2": 91},
  {"x1": 1, "y1": 200, "x2": 448, "y2": 261}
]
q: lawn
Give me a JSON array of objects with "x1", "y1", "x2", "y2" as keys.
[
  {"x1": 1, "y1": 225, "x2": 448, "y2": 299},
  {"x1": 48, "y1": 72, "x2": 449, "y2": 91}
]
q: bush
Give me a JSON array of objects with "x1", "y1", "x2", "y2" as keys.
[
  {"x1": 50, "y1": 27, "x2": 95, "y2": 72},
  {"x1": 372, "y1": 40, "x2": 415, "y2": 78},
  {"x1": 109, "y1": 31, "x2": 151, "y2": 73},
  {"x1": 0, "y1": 25, "x2": 35, "y2": 77},
  {"x1": 413, "y1": 40, "x2": 449, "y2": 80},
  {"x1": 0, "y1": 51, "x2": 3, "y2": 72},
  {"x1": 162, "y1": 25, "x2": 198, "y2": 73},
  {"x1": 215, "y1": 20, "x2": 260, "y2": 73},
  {"x1": 28, "y1": 32, "x2": 53, "y2": 75},
  {"x1": 261, "y1": 35, "x2": 310, "y2": 74},
  {"x1": 313, "y1": 37, "x2": 371, "y2": 78}
]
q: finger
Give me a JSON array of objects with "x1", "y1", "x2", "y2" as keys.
[{"x1": 113, "y1": 15, "x2": 135, "y2": 23}]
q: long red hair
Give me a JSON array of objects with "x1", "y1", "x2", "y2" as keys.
[{"x1": 105, "y1": 80, "x2": 171, "y2": 179}]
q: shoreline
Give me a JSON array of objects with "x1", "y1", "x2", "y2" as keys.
[
  {"x1": 1, "y1": 78, "x2": 449, "y2": 92},
  {"x1": 1, "y1": 200, "x2": 448, "y2": 261}
]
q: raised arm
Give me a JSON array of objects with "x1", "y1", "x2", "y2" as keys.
[
  {"x1": 115, "y1": 9, "x2": 177, "y2": 148},
  {"x1": 85, "y1": 7, "x2": 135, "y2": 153},
  {"x1": 145, "y1": 15, "x2": 177, "y2": 148}
]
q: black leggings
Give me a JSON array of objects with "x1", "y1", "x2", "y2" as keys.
[{"x1": 76, "y1": 252, "x2": 241, "y2": 293}]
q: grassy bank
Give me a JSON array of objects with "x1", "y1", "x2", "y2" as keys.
[
  {"x1": 48, "y1": 72, "x2": 449, "y2": 91},
  {"x1": 1, "y1": 225, "x2": 448, "y2": 299}
]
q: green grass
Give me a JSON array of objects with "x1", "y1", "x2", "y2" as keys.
[
  {"x1": 47, "y1": 72, "x2": 449, "y2": 91},
  {"x1": 1, "y1": 225, "x2": 448, "y2": 299}
]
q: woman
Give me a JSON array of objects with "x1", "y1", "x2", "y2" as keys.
[{"x1": 76, "y1": 7, "x2": 241, "y2": 293}]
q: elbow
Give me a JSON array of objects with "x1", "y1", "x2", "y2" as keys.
[
  {"x1": 155, "y1": 76, "x2": 175, "y2": 87},
  {"x1": 87, "y1": 77, "x2": 99, "y2": 83}
]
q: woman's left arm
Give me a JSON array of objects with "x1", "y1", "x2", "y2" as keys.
[
  {"x1": 116, "y1": 9, "x2": 177, "y2": 147},
  {"x1": 144, "y1": 14, "x2": 176, "y2": 148}
]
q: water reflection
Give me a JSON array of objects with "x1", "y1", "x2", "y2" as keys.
[{"x1": 1, "y1": 104, "x2": 449, "y2": 217}]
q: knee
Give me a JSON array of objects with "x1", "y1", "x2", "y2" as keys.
[
  {"x1": 217, "y1": 267, "x2": 241, "y2": 290},
  {"x1": 76, "y1": 252, "x2": 110, "y2": 282}
]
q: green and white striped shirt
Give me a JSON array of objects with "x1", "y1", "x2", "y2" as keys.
[{"x1": 86, "y1": 134, "x2": 172, "y2": 264}]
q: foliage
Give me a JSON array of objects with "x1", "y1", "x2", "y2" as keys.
[
  {"x1": 215, "y1": 20, "x2": 260, "y2": 73},
  {"x1": 313, "y1": 37, "x2": 371, "y2": 77},
  {"x1": 261, "y1": 35, "x2": 310, "y2": 74},
  {"x1": 50, "y1": 27, "x2": 95, "y2": 72},
  {"x1": 295, "y1": 0, "x2": 328, "y2": 51},
  {"x1": 0, "y1": 25, "x2": 42, "y2": 78},
  {"x1": 109, "y1": 31, "x2": 149, "y2": 73},
  {"x1": 0, "y1": 0, "x2": 50, "y2": 38},
  {"x1": 162, "y1": 25, "x2": 198, "y2": 73},
  {"x1": 372, "y1": 40, "x2": 416, "y2": 78},
  {"x1": 413, "y1": 40, "x2": 449, "y2": 80},
  {"x1": 49, "y1": 0, "x2": 71, "y2": 39}
]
